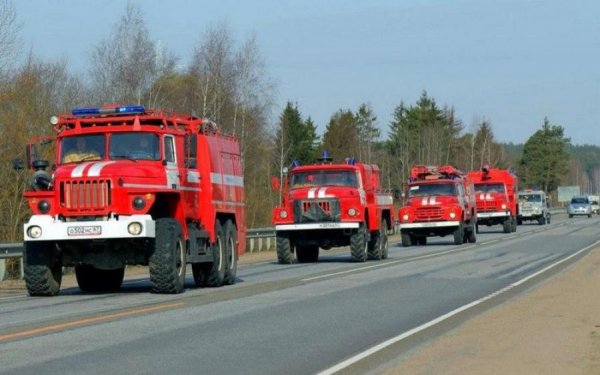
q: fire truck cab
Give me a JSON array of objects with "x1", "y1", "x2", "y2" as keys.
[
  {"x1": 398, "y1": 165, "x2": 477, "y2": 246},
  {"x1": 20, "y1": 105, "x2": 246, "y2": 296},
  {"x1": 467, "y1": 165, "x2": 518, "y2": 233},
  {"x1": 272, "y1": 154, "x2": 394, "y2": 263}
]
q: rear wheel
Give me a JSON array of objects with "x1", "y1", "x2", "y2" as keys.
[
  {"x1": 453, "y1": 224, "x2": 464, "y2": 245},
  {"x1": 350, "y1": 223, "x2": 368, "y2": 262},
  {"x1": 380, "y1": 220, "x2": 389, "y2": 259},
  {"x1": 468, "y1": 225, "x2": 477, "y2": 243},
  {"x1": 511, "y1": 217, "x2": 517, "y2": 232},
  {"x1": 296, "y1": 245, "x2": 319, "y2": 263},
  {"x1": 401, "y1": 231, "x2": 413, "y2": 247},
  {"x1": 276, "y1": 233, "x2": 294, "y2": 264},
  {"x1": 223, "y1": 220, "x2": 238, "y2": 285},
  {"x1": 149, "y1": 218, "x2": 186, "y2": 294},
  {"x1": 368, "y1": 221, "x2": 385, "y2": 260},
  {"x1": 23, "y1": 241, "x2": 62, "y2": 296},
  {"x1": 503, "y1": 219, "x2": 511, "y2": 233}
]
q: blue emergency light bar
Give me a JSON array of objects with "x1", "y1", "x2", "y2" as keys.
[{"x1": 71, "y1": 105, "x2": 146, "y2": 116}]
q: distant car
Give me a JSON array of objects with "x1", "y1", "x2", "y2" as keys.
[
  {"x1": 590, "y1": 200, "x2": 600, "y2": 215},
  {"x1": 567, "y1": 196, "x2": 592, "y2": 218}
]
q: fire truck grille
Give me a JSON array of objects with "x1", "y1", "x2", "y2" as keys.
[
  {"x1": 294, "y1": 199, "x2": 340, "y2": 223},
  {"x1": 60, "y1": 179, "x2": 111, "y2": 211},
  {"x1": 477, "y1": 200, "x2": 499, "y2": 211},
  {"x1": 415, "y1": 207, "x2": 443, "y2": 221}
]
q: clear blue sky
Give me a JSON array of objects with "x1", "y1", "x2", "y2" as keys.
[{"x1": 14, "y1": 0, "x2": 600, "y2": 145}]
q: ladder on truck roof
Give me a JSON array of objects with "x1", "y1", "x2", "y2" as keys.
[{"x1": 410, "y1": 165, "x2": 464, "y2": 181}]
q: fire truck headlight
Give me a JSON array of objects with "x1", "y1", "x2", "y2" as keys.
[
  {"x1": 279, "y1": 210, "x2": 288, "y2": 219},
  {"x1": 402, "y1": 214, "x2": 409, "y2": 221},
  {"x1": 348, "y1": 208, "x2": 357, "y2": 217},
  {"x1": 37, "y1": 200, "x2": 51, "y2": 214},
  {"x1": 27, "y1": 226, "x2": 42, "y2": 239},
  {"x1": 128, "y1": 222, "x2": 143, "y2": 235},
  {"x1": 450, "y1": 212, "x2": 456, "y2": 219},
  {"x1": 132, "y1": 197, "x2": 146, "y2": 210},
  {"x1": 501, "y1": 203, "x2": 507, "y2": 210}
]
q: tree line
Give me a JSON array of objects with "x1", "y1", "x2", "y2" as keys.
[{"x1": 0, "y1": 1, "x2": 593, "y2": 245}]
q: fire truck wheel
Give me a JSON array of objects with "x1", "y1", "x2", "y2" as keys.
[
  {"x1": 467, "y1": 226, "x2": 477, "y2": 243},
  {"x1": 75, "y1": 265, "x2": 125, "y2": 292},
  {"x1": 23, "y1": 241, "x2": 62, "y2": 296},
  {"x1": 539, "y1": 216, "x2": 546, "y2": 225},
  {"x1": 401, "y1": 231, "x2": 413, "y2": 247},
  {"x1": 503, "y1": 219, "x2": 512, "y2": 233},
  {"x1": 149, "y1": 218, "x2": 187, "y2": 294},
  {"x1": 203, "y1": 220, "x2": 227, "y2": 287},
  {"x1": 223, "y1": 220, "x2": 238, "y2": 285},
  {"x1": 380, "y1": 219, "x2": 389, "y2": 259},
  {"x1": 511, "y1": 217, "x2": 517, "y2": 232},
  {"x1": 475, "y1": 223, "x2": 480, "y2": 234},
  {"x1": 453, "y1": 225, "x2": 464, "y2": 245},
  {"x1": 276, "y1": 233, "x2": 294, "y2": 264},
  {"x1": 368, "y1": 228, "x2": 382, "y2": 260},
  {"x1": 517, "y1": 218, "x2": 523, "y2": 225},
  {"x1": 350, "y1": 224, "x2": 368, "y2": 262}
]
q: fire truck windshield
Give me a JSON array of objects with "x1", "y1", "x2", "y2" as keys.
[
  {"x1": 475, "y1": 183, "x2": 506, "y2": 194},
  {"x1": 290, "y1": 170, "x2": 358, "y2": 188},
  {"x1": 61, "y1": 135, "x2": 104, "y2": 163},
  {"x1": 110, "y1": 133, "x2": 160, "y2": 161},
  {"x1": 408, "y1": 183, "x2": 455, "y2": 197}
]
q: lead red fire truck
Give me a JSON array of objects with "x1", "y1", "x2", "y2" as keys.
[
  {"x1": 20, "y1": 105, "x2": 246, "y2": 296},
  {"x1": 398, "y1": 165, "x2": 477, "y2": 246},
  {"x1": 272, "y1": 153, "x2": 394, "y2": 263},
  {"x1": 466, "y1": 165, "x2": 518, "y2": 233}
]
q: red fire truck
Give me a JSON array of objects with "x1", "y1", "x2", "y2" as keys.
[
  {"x1": 20, "y1": 105, "x2": 245, "y2": 296},
  {"x1": 272, "y1": 154, "x2": 394, "y2": 263},
  {"x1": 467, "y1": 165, "x2": 518, "y2": 233},
  {"x1": 398, "y1": 165, "x2": 477, "y2": 246}
]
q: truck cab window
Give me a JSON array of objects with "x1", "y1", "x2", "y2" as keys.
[{"x1": 110, "y1": 133, "x2": 159, "y2": 161}]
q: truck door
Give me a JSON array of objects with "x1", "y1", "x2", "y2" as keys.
[{"x1": 164, "y1": 135, "x2": 180, "y2": 189}]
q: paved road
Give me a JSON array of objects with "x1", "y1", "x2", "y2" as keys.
[{"x1": 1, "y1": 214, "x2": 598, "y2": 374}]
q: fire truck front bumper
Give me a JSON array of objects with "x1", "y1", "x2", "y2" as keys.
[
  {"x1": 399, "y1": 221, "x2": 460, "y2": 229},
  {"x1": 275, "y1": 222, "x2": 360, "y2": 231},
  {"x1": 24, "y1": 215, "x2": 156, "y2": 241},
  {"x1": 477, "y1": 211, "x2": 510, "y2": 218}
]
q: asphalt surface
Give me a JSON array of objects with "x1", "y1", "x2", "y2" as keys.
[{"x1": 1, "y1": 214, "x2": 598, "y2": 374}]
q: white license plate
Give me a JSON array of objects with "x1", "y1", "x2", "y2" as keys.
[
  {"x1": 67, "y1": 225, "x2": 102, "y2": 236},
  {"x1": 318, "y1": 223, "x2": 341, "y2": 228}
]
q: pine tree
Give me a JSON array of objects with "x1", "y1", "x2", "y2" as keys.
[
  {"x1": 322, "y1": 109, "x2": 359, "y2": 162},
  {"x1": 520, "y1": 117, "x2": 571, "y2": 193}
]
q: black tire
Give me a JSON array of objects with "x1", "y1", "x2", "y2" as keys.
[
  {"x1": 296, "y1": 245, "x2": 319, "y2": 263},
  {"x1": 149, "y1": 218, "x2": 186, "y2": 294},
  {"x1": 503, "y1": 219, "x2": 511, "y2": 233},
  {"x1": 589, "y1": 214, "x2": 593, "y2": 218},
  {"x1": 75, "y1": 265, "x2": 125, "y2": 292},
  {"x1": 569, "y1": 215, "x2": 573, "y2": 219},
  {"x1": 538, "y1": 216, "x2": 546, "y2": 225},
  {"x1": 511, "y1": 217, "x2": 517, "y2": 232},
  {"x1": 194, "y1": 220, "x2": 226, "y2": 287},
  {"x1": 350, "y1": 223, "x2": 368, "y2": 262},
  {"x1": 453, "y1": 224, "x2": 464, "y2": 245},
  {"x1": 23, "y1": 241, "x2": 62, "y2": 296},
  {"x1": 468, "y1": 225, "x2": 477, "y2": 243},
  {"x1": 401, "y1": 231, "x2": 412, "y2": 247},
  {"x1": 380, "y1": 220, "x2": 389, "y2": 259},
  {"x1": 276, "y1": 232, "x2": 294, "y2": 264},
  {"x1": 517, "y1": 218, "x2": 523, "y2": 225},
  {"x1": 547, "y1": 215, "x2": 551, "y2": 224},
  {"x1": 475, "y1": 223, "x2": 480, "y2": 234},
  {"x1": 223, "y1": 220, "x2": 238, "y2": 285},
  {"x1": 416, "y1": 236, "x2": 427, "y2": 246}
]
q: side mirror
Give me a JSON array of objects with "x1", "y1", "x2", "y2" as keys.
[
  {"x1": 12, "y1": 158, "x2": 24, "y2": 171},
  {"x1": 271, "y1": 177, "x2": 280, "y2": 191}
]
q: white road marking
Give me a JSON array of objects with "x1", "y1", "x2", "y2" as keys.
[{"x1": 317, "y1": 239, "x2": 600, "y2": 375}]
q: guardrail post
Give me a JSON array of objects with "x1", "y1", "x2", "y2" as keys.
[{"x1": 0, "y1": 259, "x2": 5, "y2": 281}]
